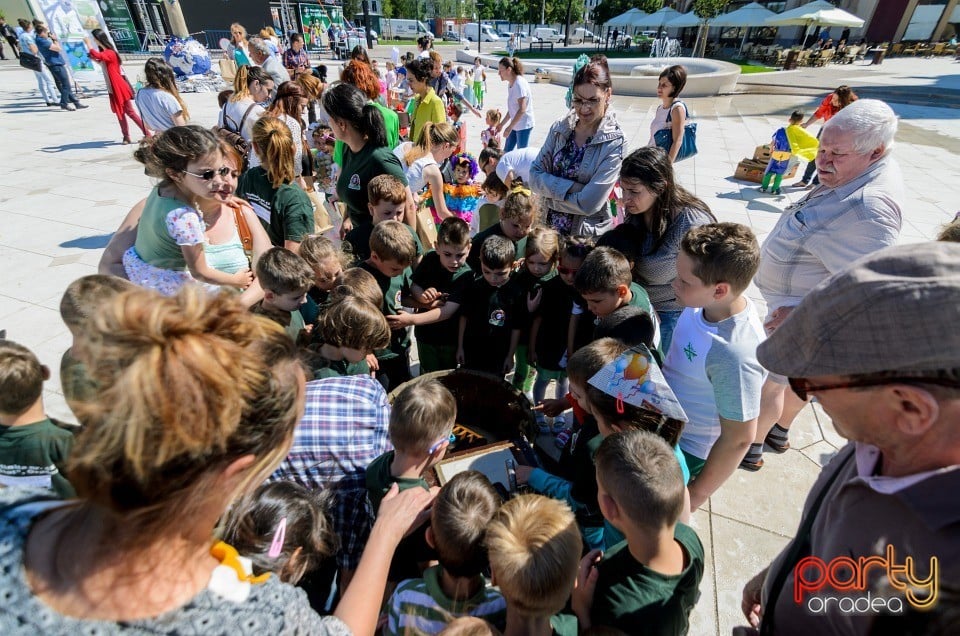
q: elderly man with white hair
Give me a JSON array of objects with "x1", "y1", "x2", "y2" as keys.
[
  {"x1": 740, "y1": 99, "x2": 904, "y2": 471},
  {"x1": 248, "y1": 37, "x2": 290, "y2": 86}
]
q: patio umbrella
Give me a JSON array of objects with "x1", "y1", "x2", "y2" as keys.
[
  {"x1": 711, "y1": 2, "x2": 778, "y2": 54},
  {"x1": 632, "y1": 7, "x2": 683, "y2": 31},
  {"x1": 606, "y1": 8, "x2": 645, "y2": 28},
  {"x1": 666, "y1": 12, "x2": 702, "y2": 29},
  {"x1": 766, "y1": 0, "x2": 865, "y2": 48}
]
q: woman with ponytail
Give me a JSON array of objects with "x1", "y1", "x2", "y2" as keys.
[
  {"x1": 322, "y1": 82, "x2": 414, "y2": 236},
  {"x1": 236, "y1": 117, "x2": 314, "y2": 250},
  {"x1": 135, "y1": 57, "x2": 188, "y2": 133},
  {"x1": 265, "y1": 81, "x2": 307, "y2": 182},
  {"x1": 219, "y1": 65, "x2": 274, "y2": 144}
]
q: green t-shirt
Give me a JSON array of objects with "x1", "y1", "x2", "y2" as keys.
[
  {"x1": 133, "y1": 186, "x2": 193, "y2": 270},
  {"x1": 345, "y1": 222, "x2": 423, "y2": 265},
  {"x1": 591, "y1": 522, "x2": 704, "y2": 635},
  {"x1": 360, "y1": 261, "x2": 412, "y2": 359},
  {"x1": 236, "y1": 167, "x2": 313, "y2": 247},
  {"x1": 333, "y1": 101, "x2": 401, "y2": 167},
  {"x1": 311, "y1": 357, "x2": 370, "y2": 379},
  {"x1": 365, "y1": 450, "x2": 430, "y2": 514},
  {"x1": 466, "y1": 222, "x2": 527, "y2": 273},
  {"x1": 0, "y1": 418, "x2": 76, "y2": 498},
  {"x1": 338, "y1": 143, "x2": 408, "y2": 228},
  {"x1": 411, "y1": 250, "x2": 473, "y2": 345}
]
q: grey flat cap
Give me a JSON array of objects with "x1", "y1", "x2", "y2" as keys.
[{"x1": 757, "y1": 241, "x2": 960, "y2": 378}]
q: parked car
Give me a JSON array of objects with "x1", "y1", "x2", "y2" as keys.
[
  {"x1": 442, "y1": 30, "x2": 462, "y2": 42},
  {"x1": 571, "y1": 28, "x2": 595, "y2": 44}
]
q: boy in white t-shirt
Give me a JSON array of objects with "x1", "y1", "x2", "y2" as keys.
[{"x1": 663, "y1": 223, "x2": 766, "y2": 512}]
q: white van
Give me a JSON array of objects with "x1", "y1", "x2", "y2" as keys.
[
  {"x1": 533, "y1": 27, "x2": 563, "y2": 43},
  {"x1": 463, "y1": 22, "x2": 500, "y2": 42},
  {"x1": 571, "y1": 28, "x2": 595, "y2": 44},
  {"x1": 382, "y1": 19, "x2": 433, "y2": 40}
]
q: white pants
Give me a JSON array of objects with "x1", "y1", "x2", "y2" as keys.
[{"x1": 33, "y1": 66, "x2": 59, "y2": 103}]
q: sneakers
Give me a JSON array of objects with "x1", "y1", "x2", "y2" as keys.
[
  {"x1": 61, "y1": 104, "x2": 75, "y2": 111},
  {"x1": 795, "y1": 180, "x2": 809, "y2": 188},
  {"x1": 772, "y1": 188, "x2": 781, "y2": 195},
  {"x1": 759, "y1": 186, "x2": 767, "y2": 193},
  {"x1": 75, "y1": 103, "x2": 89, "y2": 109},
  {"x1": 554, "y1": 428, "x2": 572, "y2": 449}
]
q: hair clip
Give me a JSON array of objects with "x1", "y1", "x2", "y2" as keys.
[
  {"x1": 616, "y1": 392, "x2": 625, "y2": 415},
  {"x1": 510, "y1": 184, "x2": 532, "y2": 197},
  {"x1": 268, "y1": 517, "x2": 287, "y2": 558}
]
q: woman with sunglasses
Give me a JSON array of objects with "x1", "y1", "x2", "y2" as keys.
[
  {"x1": 529, "y1": 55, "x2": 623, "y2": 237},
  {"x1": 120, "y1": 126, "x2": 256, "y2": 295}
]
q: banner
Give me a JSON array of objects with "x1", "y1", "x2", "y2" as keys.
[
  {"x1": 37, "y1": 0, "x2": 108, "y2": 79},
  {"x1": 98, "y1": 0, "x2": 141, "y2": 51},
  {"x1": 298, "y1": 3, "x2": 330, "y2": 52}
]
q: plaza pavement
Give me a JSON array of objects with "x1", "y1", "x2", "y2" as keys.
[{"x1": 1, "y1": 51, "x2": 958, "y2": 634}]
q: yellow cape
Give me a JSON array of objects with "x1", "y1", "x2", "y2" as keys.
[{"x1": 786, "y1": 124, "x2": 820, "y2": 162}]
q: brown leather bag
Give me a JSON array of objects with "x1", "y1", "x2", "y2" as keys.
[{"x1": 232, "y1": 204, "x2": 253, "y2": 256}]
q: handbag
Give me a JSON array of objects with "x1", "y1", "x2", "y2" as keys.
[
  {"x1": 653, "y1": 101, "x2": 698, "y2": 161},
  {"x1": 231, "y1": 203, "x2": 254, "y2": 260},
  {"x1": 305, "y1": 190, "x2": 334, "y2": 235},
  {"x1": 415, "y1": 203, "x2": 438, "y2": 250},
  {"x1": 219, "y1": 58, "x2": 238, "y2": 84},
  {"x1": 19, "y1": 51, "x2": 43, "y2": 73}
]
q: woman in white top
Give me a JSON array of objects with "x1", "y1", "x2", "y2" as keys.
[
  {"x1": 648, "y1": 65, "x2": 688, "y2": 163},
  {"x1": 403, "y1": 121, "x2": 459, "y2": 220},
  {"x1": 495, "y1": 56, "x2": 535, "y2": 152},
  {"x1": 219, "y1": 65, "x2": 274, "y2": 160}
]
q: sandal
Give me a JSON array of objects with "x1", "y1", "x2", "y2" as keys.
[
  {"x1": 739, "y1": 456, "x2": 764, "y2": 471},
  {"x1": 764, "y1": 429, "x2": 790, "y2": 453},
  {"x1": 794, "y1": 180, "x2": 809, "y2": 188}
]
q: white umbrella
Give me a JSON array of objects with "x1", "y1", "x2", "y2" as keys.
[
  {"x1": 712, "y1": 2, "x2": 779, "y2": 54},
  {"x1": 632, "y1": 7, "x2": 683, "y2": 30},
  {"x1": 666, "y1": 12, "x2": 702, "y2": 29},
  {"x1": 712, "y1": 2, "x2": 777, "y2": 27},
  {"x1": 606, "y1": 8, "x2": 645, "y2": 28},
  {"x1": 766, "y1": 0, "x2": 865, "y2": 47}
]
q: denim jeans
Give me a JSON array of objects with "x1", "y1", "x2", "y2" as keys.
[
  {"x1": 47, "y1": 64, "x2": 80, "y2": 107},
  {"x1": 34, "y1": 66, "x2": 58, "y2": 103},
  {"x1": 504, "y1": 127, "x2": 532, "y2": 152}
]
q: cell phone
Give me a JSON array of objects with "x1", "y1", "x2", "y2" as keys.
[{"x1": 505, "y1": 458, "x2": 518, "y2": 493}]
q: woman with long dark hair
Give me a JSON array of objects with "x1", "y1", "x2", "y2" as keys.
[
  {"x1": 495, "y1": 56, "x2": 535, "y2": 151},
  {"x1": 135, "y1": 58, "x2": 188, "y2": 133},
  {"x1": 266, "y1": 81, "x2": 307, "y2": 181},
  {"x1": 322, "y1": 82, "x2": 413, "y2": 235},
  {"x1": 83, "y1": 29, "x2": 147, "y2": 143},
  {"x1": 606, "y1": 146, "x2": 716, "y2": 349}
]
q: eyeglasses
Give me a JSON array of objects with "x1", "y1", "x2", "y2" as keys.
[
  {"x1": 557, "y1": 266, "x2": 579, "y2": 276},
  {"x1": 182, "y1": 166, "x2": 233, "y2": 181},
  {"x1": 571, "y1": 97, "x2": 602, "y2": 110},
  {"x1": 788, "y1": 376, "x2": 960, "y2": 402}
]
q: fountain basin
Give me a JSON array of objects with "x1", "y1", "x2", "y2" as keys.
[{"x1": 456, "y1": 51, "x2": 740, "y2": 97}]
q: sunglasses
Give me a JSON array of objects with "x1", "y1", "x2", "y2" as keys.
[
  {"x1": 183, "y1": 166, "x2": 233, "y2": 181},
  {"x1": 788, "y1": 375, "x2": 960, "y2": 402},
  {"x1": 558, "y1": 266, "x2": 580, "y2": 276}
]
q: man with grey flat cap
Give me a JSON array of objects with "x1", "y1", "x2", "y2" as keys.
[{"x1": 740, "y1": 241, "x2": 960, "y2": 635}]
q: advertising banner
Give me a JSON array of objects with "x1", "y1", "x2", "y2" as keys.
[
  {"x1": 98, "y1": 0, "x2": 141, "y2": 51},
  {"x1": 37, "y1": 0, "x2": 109, "y2": 80},
  {"x1": 298, "y1": 3, "x2": 330, "y2": 51}
]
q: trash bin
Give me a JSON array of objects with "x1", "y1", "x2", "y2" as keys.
[
  {"x1": 870, "y1": 48, "x2": 886, "y2": 65},
  {"x1": 783, "y1": 48, "x2": 801, "y2": 70}
]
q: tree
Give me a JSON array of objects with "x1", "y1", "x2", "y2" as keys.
[
  {"x1": 592, "y1": 0, "x2": 660, "y2": 27},
  {"x1": 692, "y1": 0, "x2": 728, "y2": 56}
]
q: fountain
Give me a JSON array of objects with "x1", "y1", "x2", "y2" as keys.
[{"x1": 456, "y1": 50, "x2": 740, "y2": 98}]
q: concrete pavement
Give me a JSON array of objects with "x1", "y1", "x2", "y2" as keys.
[{"x1": 1, "y1": 51, "x2": 958, "y2": 634}]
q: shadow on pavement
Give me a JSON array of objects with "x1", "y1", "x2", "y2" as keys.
[
  {"x1": 40, "y1": 140, "x2": 122, "y2": 152},
  {"x1": 59, "y1": 234, "x2": 113, "y2": 249}
]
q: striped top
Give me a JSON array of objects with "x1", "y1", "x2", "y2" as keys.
[{"x1": 385, "y1": 565, "x2": 506, "y2": 635}]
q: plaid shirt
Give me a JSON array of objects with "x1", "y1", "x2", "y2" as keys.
[{"x1": 271, "y1": 376, "x2": 392, "y2": 570}]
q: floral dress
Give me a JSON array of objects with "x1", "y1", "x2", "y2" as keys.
[
  {"x1": 545, "y1": 134, "x2": 591, "y2": 236},
  {"x1": 124, "y1": 206, "x2": 209, "y2": 296}
]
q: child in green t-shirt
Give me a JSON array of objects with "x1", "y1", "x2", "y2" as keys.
[
  {"x1": 384, "y1": 471, "x2": 506, "y2": 635},
  {"x1": 359, "y1": 220, "x2": 418, "y2": 390},
  {"x1": 573, "y1": 430, "x2": 705, "y2": 635},
  {"x1": 0, "y1": 340, "x2": 76, "y2": 498},
  {"x1": 306, "y1": 295, "x2": 390, "y2": 379},
  {"x1": 250, "y1": 247, "x2": 314, "y2": 344},
  {"x1": 366, "y1": 379, "x2": 455, "y2": 584},
  {"x1": 387, "y1": 217, "x2": 473, "y2": 373}
]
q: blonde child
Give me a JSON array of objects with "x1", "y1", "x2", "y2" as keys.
[
  {"x1": 478, "y1": 172, "x2": 508, "y2": 233},
  {"x1": 467, "y1": 185, "x2": 537, "y2": 272},
  {"x1": 485, "y1": 495, "x2": 582, "y2": 635},
  {"x1": 503, "y1": 226, "x2": 560, "y2": 403},
  {"x1": 306, "y1": 295, "x2": 390, "y2": 379},
  {"x1": 481, "y1": 109, "x2": 502, "y2": 149},
  {"x1": 221, "y1": 481, "x2": 337, "y2": 586},
  {"x1": 297, "y1": 234, "x2": 353, "y2": 322}
]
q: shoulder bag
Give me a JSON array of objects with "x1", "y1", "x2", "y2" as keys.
[
  {"x1": 19, "y1": 51, "x2": 43, "y2": 73},
  {"x1": 231, "y1": 203, "x2": 254, "y2": 262},
  {"x1": 653, "y1": 100, "x2": 698, "y2": 161}
]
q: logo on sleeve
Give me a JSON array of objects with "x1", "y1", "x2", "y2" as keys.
[{"x1": 348, "y1": 174, "x2": 362, "y2": 190}]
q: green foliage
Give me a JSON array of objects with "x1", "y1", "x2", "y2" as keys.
[
  {"x1": 344, "y1": 0, "x2": 362, "y2": 21},
  {"x1": 693, "y1": 0, "x2": 729, "y2": 20},
  {"x1": 592, "y1": 0, "x2": 660, "y2": 25}
]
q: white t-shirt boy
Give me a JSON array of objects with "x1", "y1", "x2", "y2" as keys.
[{"x1": 663, "y1": 297, "x2": 766, "y2": 461}]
